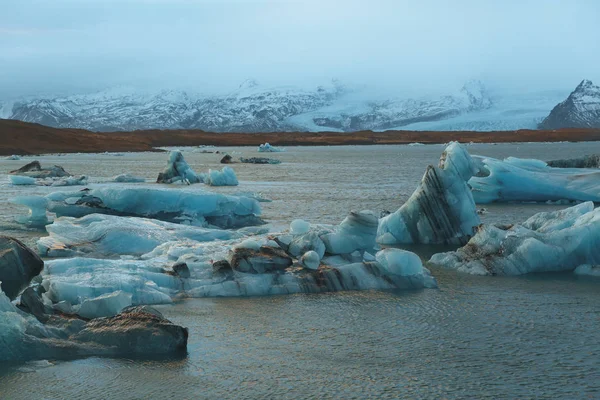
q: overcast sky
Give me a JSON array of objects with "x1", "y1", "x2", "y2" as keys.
[{"x1": 1, "y1": 0, "x2": 599, "y2": 99}]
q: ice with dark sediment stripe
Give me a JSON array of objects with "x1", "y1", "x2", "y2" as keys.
[
  {"x1": 377, "y1": 142, "x2": 480, "y2": 245},
  {"x1": 429, "y1": 202, "x2": 600, "y2": 276}
]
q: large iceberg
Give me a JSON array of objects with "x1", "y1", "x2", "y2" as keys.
[
  {"x1": 39, "y1": 211, "x2": 436, "y2": 309},
  {"x1": 157, "y1": 150, "x2": 201, "y2": 184},
  {"x1": 13, "y1": 186, "x2": 264, "y2": 229},
  {"x1": 429, "y1": 202, "x2": 600, "y2": 276},
  {"x1": 38, "y1": 214, "x2": 244, "y2": 257},
  {"x1": 377, "y1": 142, "x2": 480, "y2": 245},
  {"x1": 469, "y1": 155, "x2": 600, "y2": 203}
]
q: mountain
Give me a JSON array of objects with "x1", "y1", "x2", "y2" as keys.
[
  {"x1": 0, "y1": 80, "x2": 567, "y2": 132},
  {"x1": 539, "y1": 80, "x2": 600, "y2": 129}
]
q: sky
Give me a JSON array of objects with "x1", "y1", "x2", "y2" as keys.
[{"x1": 1, "y1": 0, "x2": 599, "y2": 99}]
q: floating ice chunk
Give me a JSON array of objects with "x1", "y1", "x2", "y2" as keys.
[
  {"x1": 290, "y1": 219, "x2": 311, "y2": 235},
  {"x1": 547, "y1": 155, "x2": 600, "y2": 169},
  {"x1": 258, "y1": 142, "x2": 285, "y2": 152},
  {"x1": 204, "y1": 166, "x2": 239, "y2": 186},
  {"x1": 9, "y1": 175, "x2": 36, "y2": 185},
  {"x1": 9, "y1": 175, "x2": 88, "y2": 186},
  {"x1": 377, "y1": 142, "x2": 480, "y2": 245},
  {"x1": 321, "y1": 210, "x2": 378, "y2": 255},
  {"x1": 6, "y1": 155, "x2": 21, "y2": 160},
  {"x1": 574, "y1": 264, "x2": 600, "y2": 277},
  {"x1": 300, "y1": 251, "x2": 320, "y2": 270},
  {"x1": 232, "y1": 238, "x2": 262, "y2": 251},
  {"x1": 10, "y1": 161, "x2": 71, "y2": 178},
  {"x1": 38, "y1": 214, "x2": 243, "y2": 257},
  {"x1": 376, "y1": 248, "x2": 423, "y2": 276},
  {"x1": 44, "y1": 257, "x2": 176, "y2": 306},
  {"x1": 15, "y1": 187, "x2": 263, "y2": 229},
  {"x1": 77, "y1": 290, "x2": 132, "y2": 319},
  {"x1": 430, "y1": 202, "x2": 600, "y2": 276},
  {"x1": 13, "y1": 196, "x2": 49, "y2": 227},
  {"x1": 112, "y1": 173, "x2": 145, "y2": 183},
  {"x1": 469, "y1": 155, "x2": 600, "y2": 203},
  {"x1": 157, "y1": 150, "x2": 201, "y2": 184}
]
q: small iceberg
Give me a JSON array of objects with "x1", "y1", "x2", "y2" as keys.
[
  {"x1": 157, "y1": 150, "x2": 201, "y2": 184},
  {"x1": 111, "y1": 173, "x2": 145, "y2": 183},
  {"x1": 202, "y1": 166, "x2": 239, "y2": 186},
  {"x1": 258, "y1": 143, "x2": 285, "y2": 153},
  {"x1": 429, "y1": 202, "x2": 600, "y2": 276},
  {"x1": 10, "y1": 161, "x2": 71, "y2": 179},
  {"x1": 10, "y1": 175, "x2": 88, "y2": 187}
]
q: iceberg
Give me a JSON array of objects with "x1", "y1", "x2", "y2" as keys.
[
  {"x1": 9, "y1": 161, "x2": 71, "y2": 178},
  {"x1": 157, "y1": 150, "x2": 201, "y2": 184},
  {"x1": 0, "y1": 285, "x2": 187, "y2": 362},
  {"x1": 429, "y1": 202, "x2": 600, "y2": 276},
  {"x1": 258, "y1": 142, "x2": 285, "y2": 152},
  {"x1": 377, "y1": 142, "x2": 480, "y2": 245},
  {"x1": 77, "y1": 290, "x2": 133, "y2": 319},
  {"x1": 111, "y1": 173, "x2": 145, "y2": 183},
  {"x1": 14, "y1": 186, "x2": 264, "y2": 229},
  {"x1": 40, "y1": 210, "x2": 436, "y2": 308},
  {"x1": 9, "y1": 175, "x2": 88, "y2": 186},
  {"x1": 202, "y1": 166, "x2": 239, "y2": 186},
  {"x1": 38, "y1": 214, "x2": 244, "y2": 257},
  {"x1": 469, "y1": 155, "x2": 600, "y2": 203}
]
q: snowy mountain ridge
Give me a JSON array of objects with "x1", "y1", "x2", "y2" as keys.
[
  {"x1": 539, "y1": 80, "x2": 600, "y2": 129},
  {"x1": 0, "y1": 79, "x2": 575, "y2": 132}
]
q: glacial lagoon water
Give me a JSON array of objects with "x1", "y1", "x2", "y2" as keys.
[{"x1": 1, "y1": 143, "x2": 599, "y2": 399}]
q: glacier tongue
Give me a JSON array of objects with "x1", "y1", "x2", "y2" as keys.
[{"x1": 377, "y1": 142, "x2": 480, "y2": 245}]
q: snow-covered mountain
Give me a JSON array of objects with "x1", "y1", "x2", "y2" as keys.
[
  {"x1": 539, "y1": 80, "x2": 600, "y2": 130},
  {"x1": 0, "y1": 80, "x2": 569, "y2": 132}
]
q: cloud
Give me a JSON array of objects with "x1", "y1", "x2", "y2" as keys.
[{"x1": 1, "y1": 0, "x2": 599, "y2": 99}]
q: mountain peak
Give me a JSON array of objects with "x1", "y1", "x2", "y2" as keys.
[
  {"x1": 575, "y1": 79, "x2": 595, "y2": 91},
  {"x1": 238, "y1": 79, "x2": 259, "y2": 91},
  {"x1": 539, "y1": 79, "x2": 600, "y2": 129}
]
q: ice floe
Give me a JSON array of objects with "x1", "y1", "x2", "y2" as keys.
[
  {"x1": 13, "y1": 186, "x2": 263, "y2": 229},
  {"x1": 9, "y1": 175, "x2": 88, "y2": 186},
  {"x1": 429, "y1": 202, "x2": 600, "y2": 276},
  {"x1": 37, "y1": 214, "x2": 244, "y2": 257},
  {"x1": 469, "y1": 155, "x2": 600, "y2": 203}
]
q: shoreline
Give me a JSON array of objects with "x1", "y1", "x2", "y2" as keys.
[{"x1": 2, "y1": 119, "x2": 600, "y2": 156}]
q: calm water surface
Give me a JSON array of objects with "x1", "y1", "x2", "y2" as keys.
[{"x1": 0, "y1": 143, "x2": 599, "y2": 399}]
